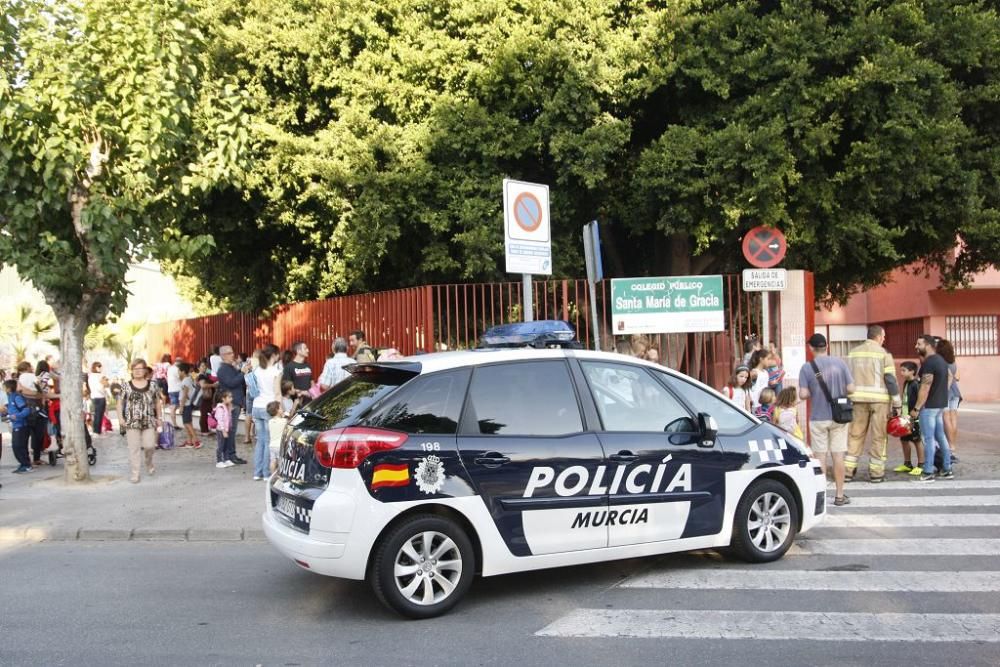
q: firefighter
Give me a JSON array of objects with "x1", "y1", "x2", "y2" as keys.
[{"x1": 845, "y1": 324, "x2": 902, "y2": 482}]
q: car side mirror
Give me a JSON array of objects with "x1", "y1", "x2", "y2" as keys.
[{"x1": 697, "y1": 412, "x2": 718, "y2": 447}]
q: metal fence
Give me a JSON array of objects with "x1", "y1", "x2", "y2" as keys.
[{"x1": 146, "y1": 276, "x2": 774, "y2": 388}]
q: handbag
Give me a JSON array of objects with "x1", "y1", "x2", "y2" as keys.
[{"x1": 810, "y1": 360, "x2": 854, "y2": 424}]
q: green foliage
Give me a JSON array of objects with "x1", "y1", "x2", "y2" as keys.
[
  {"x1": 177, "y1": 0, "x2": 999, "y2": 306},
  {"x1": 0, "y1": 302, "x2": 59, "y2": 362},
  {"x1": 0, "y1": 0, "x2": 247, "y2": 317}
]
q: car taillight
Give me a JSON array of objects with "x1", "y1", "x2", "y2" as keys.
[{"x1": 314, "y1": 427, "x2": 408, "y2": 469}]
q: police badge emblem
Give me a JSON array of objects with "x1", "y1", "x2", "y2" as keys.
[{"x1": 414, "y1": 455, "x2": 445, "y2": 494}]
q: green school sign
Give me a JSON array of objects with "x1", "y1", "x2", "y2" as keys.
[{"x1": 611, "y1": 275, "x2": 725, "y2": 334}]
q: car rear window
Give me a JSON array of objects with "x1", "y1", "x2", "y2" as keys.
[
  {"x1": 362, "y1": 369, "x2": 471, "y2": 434},
  {"x1": 304, "y1": 372, "x2": 407, "y2": 426}
]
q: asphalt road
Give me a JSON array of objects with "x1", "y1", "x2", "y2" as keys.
[{"x1": 4, "y1": 479, "x2": 1000, "y2": 667}]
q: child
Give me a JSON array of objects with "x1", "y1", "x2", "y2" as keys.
[
  {"x1": 894, "y1": 361, "x2": 925, "y2": 475},
  {"x1": 754, "y1": 387, "x2": 776, "y2": 422},
  {"x1": 720, "y1": 365, "x2": 752, "y2": 412},
  {"x1": 179, "y1": 363, "x2": 202, "y2": 449},
  {"x1": 766, "y1": 343, "x2": 785, "y2": 393},
  {"x1": 266, "y1": 401, "x2": 287, "y2": 474},
  {"x1": 5, "y1": 379, "x2": 34, "y2": 473},
  {"x1": 213, "y1": 391, "x2": 234, "y2": 469},
  {"x1": 280, "y1": 380, "x2": 297, "y2": 416},
  {"x1": 773, "y1": 387, "x2": 803, "y2": 440}
]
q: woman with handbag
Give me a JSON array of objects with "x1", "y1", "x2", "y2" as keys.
[{"x1": 117, "y1": 359, "x2": 164, "y2": 484}]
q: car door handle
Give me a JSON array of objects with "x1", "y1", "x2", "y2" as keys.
[
  {"x1": 474, "y1": 452, "x2": 511, "y2": 467},
  {"x1": 609, "y1": 451, "x2": 639, "y2": 464}
]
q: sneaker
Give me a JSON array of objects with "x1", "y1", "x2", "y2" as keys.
[
  {"x1": 179, "y1": 442, "x2": 192, "y2": 448},
  {"x1": 892, "y1": 464, "x2": 913, "y2": 473},
  {"x1": 869, "y1": 476, "x2": 884, "y2": 484},
  {"x1": 253, "y1": 476, "x2": 263, "y2": 481},
  {"x1": 24, "y1": 466, "x2": 34, "y2": 472},
  {"x1": 909, "y1": 466, "x2": 924, "y2": 476},
  {"x1": 224, "y1": 460, "x2": 235, "y2": 468},
  {"x1": 917, "y1": 473, "x2": 936, "y2": 483},
  {"x1": 44, "y1": 443, "x2": 59, "y2": 453},
  {"x1": 12, "y1": 466, "x2": 28, "y2": 474},
  {"x1": 191, "y1": 442, "x2": 203, "y2": 450},
  {"x1": 834, "y1": 495, "x2": 851, "y2": 506},
  {"x1": 216, "y1": 461, "x2": 228, "y2": 468},
  {"x1": 937, "y1": 470, "x2": 954, "y2": 479},
  {"x1": 231, "y1": 457, "x2": 248, "y2": 465}
]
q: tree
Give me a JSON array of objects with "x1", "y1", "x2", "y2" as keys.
[
  {"x1": 0, "y1": 0, "x2": 246, "y2": 481},
  {"x1": 177, "y1": 0, "x2": 999, "y2": 309}
]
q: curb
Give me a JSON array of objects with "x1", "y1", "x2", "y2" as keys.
[{"x1": 0, "y1": 527, "x2": 266, "y2": 544}]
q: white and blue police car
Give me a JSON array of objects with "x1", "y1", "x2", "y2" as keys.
[{"x1": 263, "y1": 321, "x2": 827, "y2": 618}]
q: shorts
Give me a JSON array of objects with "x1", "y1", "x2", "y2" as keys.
[
  {"x1": 168, "y1": 391, "x2": 180, "y2": 406},
  {"x1": 182, "y1": 405, "x2": 194, "y2": 424},
  {"x1": 946, "y1": 396, "x2": 961, "y2": 411},
  {"x1": 809, "y1": 420, "x2": 848, "y2": 454}
]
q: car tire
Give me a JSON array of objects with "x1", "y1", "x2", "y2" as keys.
[
  {"x1": 369, "y1": 514, "x2": 475, "y2": 619},
  {"x1": 730, "y1": 478, "x2": 799, "y2": 563}
]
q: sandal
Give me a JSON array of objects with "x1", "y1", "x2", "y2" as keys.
[{"x1": 834, "y1": 495, "x2": 851, "y2": 506}]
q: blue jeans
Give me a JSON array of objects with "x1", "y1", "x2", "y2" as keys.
[
  {"x1": 920, "y1": 407, "x2": 951, "y2": 474},
  {"x1": 225, "y1": 405, "x2": 242, "y2": 462},
  {"x1": 252, "y1": 406, "x2": 270, "y2": 478}
]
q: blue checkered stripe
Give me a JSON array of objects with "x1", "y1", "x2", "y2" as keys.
[{"x1": 748, "y1": 438, "x2": 788, "y2": 464}]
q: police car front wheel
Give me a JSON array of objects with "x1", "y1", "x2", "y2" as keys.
[
  {"x1": 369, "y1": 515, "x2": 475, "y2": 619},
  {"x1": 730, "y1": 479, "x2": 799, "y2": 563}
]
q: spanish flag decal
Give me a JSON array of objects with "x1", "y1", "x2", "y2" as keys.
[{"x1": 372, "y1": 463, "x2": 410, "y2": 489}]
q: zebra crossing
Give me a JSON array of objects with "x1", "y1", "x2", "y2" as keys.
[{"x1": 535, "y1": 477, "x2": 1000, "y2": 652}]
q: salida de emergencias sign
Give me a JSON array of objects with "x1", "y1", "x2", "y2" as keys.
[{"x1": 611, "y1": 276, "x2": 725, "y2": 335}]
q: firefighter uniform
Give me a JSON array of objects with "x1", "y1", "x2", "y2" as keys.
[{"x1": 846, "y1": 339, "x2": 902, "y2": 480}]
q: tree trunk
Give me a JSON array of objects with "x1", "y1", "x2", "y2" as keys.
[{"x1": 57, "y1": 310, "x2": 91, "y2": 482}]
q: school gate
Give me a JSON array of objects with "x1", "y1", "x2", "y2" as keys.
[{"x1": 145, "y1": 272, "x2": 814, "y2": 390}]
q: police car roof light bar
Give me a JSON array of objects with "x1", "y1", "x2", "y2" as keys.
[{"x1": 478, "y1": 320, "x2": 582, "y2": 350}]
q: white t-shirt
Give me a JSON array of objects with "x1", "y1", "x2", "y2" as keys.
[
  {"x1": 721, "y1": 386, "x2": 749, "y2": 411},
  {"x1": 17, "y1": 372, "x2": 38, "y2": 392},
  {"x1": 252, "y1": 365, "x2": 281, "y2": 410},
  {"x1": 750, "y1": 369, "x2": 769, "y2": 409},
  {"x1": 166, "y1": 364, "x2": 182, "y2": 393},
  {"x1": 88, "y1": 372, "x2": 107, "y2": 399}
]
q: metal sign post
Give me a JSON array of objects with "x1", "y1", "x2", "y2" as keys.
[
  {"x1": 582, "y1": 221, "x2": 603, "y2": 350},
  {"x1": 503, "y1": 179, "x2": 552, "y2": 323},
  {"x1": 522, "y1": 274, "x2": 533, "y2": 322}
]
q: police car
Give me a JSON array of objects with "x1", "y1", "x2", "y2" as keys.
[{"x1": 263, "y1": 321, "x2": 826, "y2": 618}]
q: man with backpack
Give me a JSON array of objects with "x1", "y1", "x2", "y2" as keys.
[{"x1": 216, "y1": 346, "x2": 248, "y2": 465}]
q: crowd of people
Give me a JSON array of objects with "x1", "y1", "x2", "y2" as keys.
[
  {"x1": 720, "y1": 328, "x2": 963, "y2": 507},
  {"x1": 1, "y1": 330, "x2": 384, "y2": 485}
]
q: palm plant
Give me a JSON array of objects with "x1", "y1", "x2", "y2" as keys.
[{"x1": 1, "y1": 302, "x2": 60, "y2": 362}]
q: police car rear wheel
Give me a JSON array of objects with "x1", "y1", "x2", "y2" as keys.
[
  {"x1": 370, "y1": 515, "x2": 475, "y2": 619},
  {"x1": 731, "y1": 479, "x2": 798, "y2": 563}
]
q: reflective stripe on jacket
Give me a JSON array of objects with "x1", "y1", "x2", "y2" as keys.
[{"x1": 847, "y1": 340, "x2": 896, "y2": 403}]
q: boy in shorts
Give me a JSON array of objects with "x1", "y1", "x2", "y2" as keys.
[{"x1": 893, "y1": 361, "x2": 924, "y2": 475}]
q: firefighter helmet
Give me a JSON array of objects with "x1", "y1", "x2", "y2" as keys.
[{"x1": 887, "y1": 415, "x2": 913, "y2": 438}]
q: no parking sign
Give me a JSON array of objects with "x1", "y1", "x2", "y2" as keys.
[{"x1": 503, "y1": 179, "x2": 552, "y2": 275}]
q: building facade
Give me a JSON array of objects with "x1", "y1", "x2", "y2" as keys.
[{"x1": 816, "y1": 266, "x2": 1000, "y2": 401}]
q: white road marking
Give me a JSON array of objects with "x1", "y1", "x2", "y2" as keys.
[
  {"x1": 836, "y1": 495, "x2": 1000, "y2": 508},
  {"x1": 536, "y1": 609, "x2": 1000, "y2": 642},
  {"x1": 619, "y1": 569, "x2": 1000, "y2": 592},
  {"x1": 791, "y1": 538, "x2": 1000, "y2": 556},
  {"x1": 822, "y1": 513, "x2": 1000, "y2": 528},
  {"x1": 827, "y1": 480, "x2": 1000, "y2": 490}
]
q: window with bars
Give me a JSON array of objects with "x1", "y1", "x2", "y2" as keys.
[
  {"x1": 946, "y1": 315, "x2": 1000, "y2": 356},
  {"x1": 882, "y1": 318, "x2": 925, "y2": 358}
]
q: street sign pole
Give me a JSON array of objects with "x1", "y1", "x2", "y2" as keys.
[
  {"x1": 582, "y1": 221, "x2": 602, "y2": 350},
  {"x1": 522, "y1": 273, "x2": 533, "y2": 322}
]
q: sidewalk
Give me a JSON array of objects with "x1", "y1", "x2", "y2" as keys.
[
  {"x1": 1, "y1": 403, "x2": 998, "y2": 544},
  {"x1": 0, "y1": 421, "x2": 266, "y2": 543}
]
